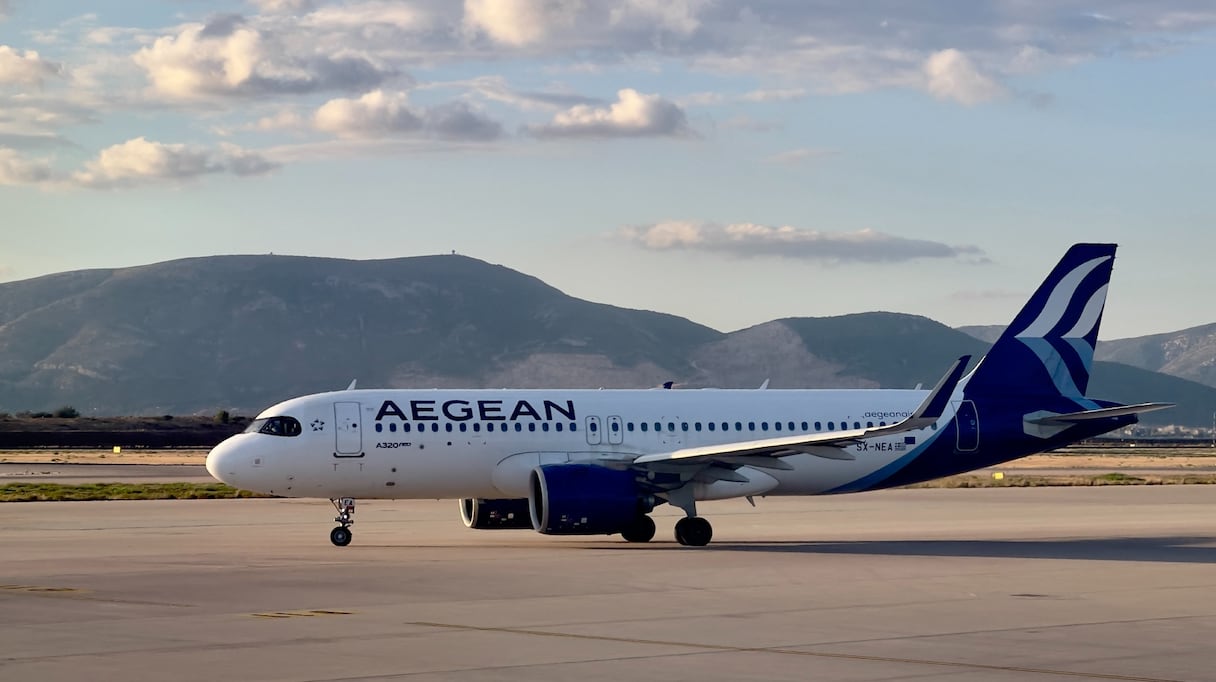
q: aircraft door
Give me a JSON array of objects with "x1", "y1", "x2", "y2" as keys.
[
  {"x1": 955, "y1": 400, "x2": 979, "y2": 452},
  {"x1": 585, "y1": 416, "x2": 602, "y2": 445},
  {"x1": 334, "y1": 401, "x2": 363, "y2": 456},
  {"x1": 660, "y1": 416, "x2": 682, "y2": 447},
  {"x1": 607, "y1": 416, "x2": 623, "y2": 444}
]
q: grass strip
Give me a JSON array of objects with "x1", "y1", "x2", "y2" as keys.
[{"x1": 0, "y1": 482, "x2": 270, "y2": 502}]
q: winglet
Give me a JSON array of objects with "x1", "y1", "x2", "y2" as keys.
[
  {"x1": 346, "y1": 379, "x2": 357, "y2": 391},
  {"x1": 901, "y1": 355, "x2": 971, "y2": 429}
]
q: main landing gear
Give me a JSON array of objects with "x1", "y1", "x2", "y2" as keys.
[
  {"x1": 674, "y1": 517, "x2": 713, "y2": 546},
  {"x1": 330, "y1": 497, "x2": 355, "y2": 547},
  {"x1": 665, "y1": 487, "x2": 713, "y2": 546},
  {"x1": 620, "y1": 515, "x2": 656, "y2": 543}
]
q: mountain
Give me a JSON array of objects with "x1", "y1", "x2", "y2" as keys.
[
  {"x1": 1094, "y1": 323, "x2": 1216, "y2": 389},
  {"x1": 956, "y1": 325, "x2": 1005, "y2": 344},
  {"x1": 0, "y1": 255, "x2": 721, "y2": 414},
  {"x1": 783, "y1": 313, "x2": 1214, "y2": 428},
  {"x1": 960, "y1": 322, "x2": 1216, "y2": 391},
  {"x1": 1, "y1": 255, "x2": 1212, "y2": 427}
]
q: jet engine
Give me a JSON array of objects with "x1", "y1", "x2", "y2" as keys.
[
  {"x1": 459, "y1": 498, "x2": 534, "y2": 529},
  {"x1": 528, "y1": 463, "x2": 651, "y2": 535}
]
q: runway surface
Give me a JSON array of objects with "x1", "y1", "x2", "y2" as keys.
[{"x1": 3, "y1": 487, "x2": 1216, "y2": 681}]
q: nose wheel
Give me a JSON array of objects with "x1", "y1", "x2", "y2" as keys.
[
  {"x1": 330, "y1": 498, "x2": 355, "y2": 547},
  {"x1": 330, "y1": 526, "x2": 352, "y2": 546}
]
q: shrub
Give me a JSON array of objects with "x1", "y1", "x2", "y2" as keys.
[
  {"x1": 54, "y1": 406, "x2": 80, "y2": 418},
  {"x1": 215, "y1": 410, "x2": 230, "y2": 424},
  {"x1": 162, "y1": 414, "x2": 174, "y2": 421}
]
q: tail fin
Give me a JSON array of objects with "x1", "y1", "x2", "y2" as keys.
[{"x1": 966, "y1": 243, "x2": 1116, "y2": 405}]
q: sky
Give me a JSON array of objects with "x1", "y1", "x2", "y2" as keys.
[{"x1": 0, "y1": 1, "x2": 1213, "y2": 340}]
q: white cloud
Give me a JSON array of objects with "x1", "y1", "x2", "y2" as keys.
[
  {"x1": 680, "y1": 88, "x2": 807, "y2": 107},
  {"x1": 302, "y1": 2, "x2": 432, "y2": 31},
  {"x1": 463, "y1": 0, "x2": 583, "y2": 47},
  {"x1": 0, "y1": 46, "x2": 63, "y2": 86},
  {"x1": 741, "y1": 88, "x2": 807, "y2": 103},
  {"x1": 313, "y1": 89, "x2": 503, "y2": 141},
  {"x1": 764, "y1": 148, "x2": 837, "y2": 165},
  {"x1": 528, "y1": 88, "x2": 690, "y2": 138},
  {"x1": 133, "y1": 17, "x2": 394, "y2": 100},
  {"x1": 71, "y1": 137, "x2": 278, "y2": 188},
  {"x1": 251, "y1": 109, "x2": 307, "y2": 132},
  {"x1": 607, "y1": 0, "x2": 708, "y2": 36},
  {"x1": 314, "y1": 89, "x2": 421, "y2": 137},
  {"x1": 453, "y1": 75, "x2": 602, "y2": 112},
  {"x1": 251, "y1": 0, "x2": 314, "y2": 13},
  {"x1": 618, "y1": 222, "x2": 986, "y2": 263},
  {"x1": 0, "y1": 148, "x2": 53, "y2": 185},
  {"x1": 423, "y1": 102, "x2": 503, "y2": 141},
  {"x1": 923, "y1": 49, "x2": 1006, "y2": 105}
]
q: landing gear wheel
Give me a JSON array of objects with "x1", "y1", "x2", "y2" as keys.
[
  {"x1": 621, "y1": 515, "x2": 656, "y2": 543},
  {"x1": 329, "y1": 497, "x2": 356, "y2": 547},
  {"x1": 674, "y1": 517, "x2": 713, "y2": 547},
  {"x1": 330, "y1": 526, "x2": 352, "y2": 547}
]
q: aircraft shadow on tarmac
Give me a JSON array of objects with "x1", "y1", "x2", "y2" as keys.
[{"x1": 658, "y1": 536, "x2": 1216, "y2": 564}]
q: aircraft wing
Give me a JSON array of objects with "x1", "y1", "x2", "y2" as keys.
[{"x1": 632, "y1": 355, "x2": 970, "y2": 467}]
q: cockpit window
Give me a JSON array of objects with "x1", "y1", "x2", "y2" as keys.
[{"x1": 245, "y1": 416, "x2": 302, "y2": 437}]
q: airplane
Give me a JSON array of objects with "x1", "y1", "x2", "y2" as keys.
[{"x1": 205, "y1": 243, "x2": 1172, "y2": 547}]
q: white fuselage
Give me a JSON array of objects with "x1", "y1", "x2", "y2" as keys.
[{"x1": 206, "y1": 387, "x2": 955, "y2": 501}]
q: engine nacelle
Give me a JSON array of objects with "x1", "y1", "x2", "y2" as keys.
[
  {"x1": 459, "y1": 498, "x2": 533, "y2": 530},
  {"x1": 528, "y1": 463, "x2": 647, "y2": 535}
]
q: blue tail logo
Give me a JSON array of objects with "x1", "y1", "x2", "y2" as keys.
[{"x1": 966, "y1": 243, "x2": 1116, "y2": 407}]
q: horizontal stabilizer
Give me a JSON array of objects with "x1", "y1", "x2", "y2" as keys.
[{"x1": 1027, "y1": 402, "x2": 1174, "y2": 425}]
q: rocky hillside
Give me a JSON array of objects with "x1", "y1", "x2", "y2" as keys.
[
  {"x1": 1094, "y1": 324, "x2": 1216, "y2": 390},
  {"x1": 0, "y1": 255, "x2": 720, "y2": 414}
]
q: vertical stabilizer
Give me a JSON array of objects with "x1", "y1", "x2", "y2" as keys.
[{"x1": 966, "y1": 243, "x2": 1116, "y2": 405}]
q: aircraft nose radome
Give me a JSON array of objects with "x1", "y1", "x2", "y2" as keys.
[{"x1": 205, "y1": 439, "x2": 238, "y2": 485}]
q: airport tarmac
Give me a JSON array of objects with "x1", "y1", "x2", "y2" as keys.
[
  {"x1": 5, "y1": 461, "x2": 1216, "y2": 486},
  {"x1": 3, "y1": 488, "x2": 1216, "y2": 681},
  {"x1": 0, "y1": 462, "x2": 213, "y2": 484}
]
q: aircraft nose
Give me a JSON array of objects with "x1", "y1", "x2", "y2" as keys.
[{"x1": 206, "y1": 438, "x2": 241, "y2": 485}]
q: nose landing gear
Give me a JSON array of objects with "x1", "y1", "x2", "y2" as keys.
[{"x1": 330, "y1": 498, "x2": 355, "y2": 546}]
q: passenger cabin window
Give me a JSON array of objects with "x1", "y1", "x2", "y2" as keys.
[{"x1": 248, "y1": 416, "x2": 302, "y2": 437}]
